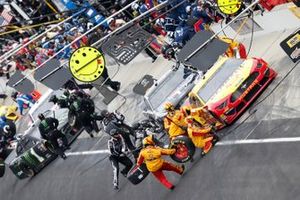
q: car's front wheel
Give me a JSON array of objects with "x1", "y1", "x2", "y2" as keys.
[{"x1": 18, "y1": 161, "x2": 35, "y2": 178}]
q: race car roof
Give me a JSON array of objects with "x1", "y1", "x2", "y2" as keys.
[{"x1": 177, "y1": 30, "x2": 229, "y2": 72}]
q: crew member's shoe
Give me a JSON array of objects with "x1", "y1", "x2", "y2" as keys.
[
  {"x1": 121, "y1": 170, "x2": 128, "y2": 177},
  {"x1": 212, "y1": 135, "x2": 219, "y2": 146},
  {"x1": 89, "y1": 133, "x2": 94, "y2": 138},
  {"x1": 0, "y1": 94, "x2": 7, "y2": 99},
  {"x1": 170, "y1": 185, "x2": 175, "y2": 190},
  {"x1": 61, "y1": 154, "x2": 67, "y2": 160},
  {"x1": 115, "y1": 82, "x2": 121, "y2": 92},
  {"x1": 180, "y1": 165, "x2": 185, "y2": 175},
  {"x1": 152, "y1": 57, "x2": 157, "y2": 63},
  {"x1": 110, "y1": 82, "x2": 121, "y2": 92},
  {"x1": 190, "y1": 157, "x2": 194, "y2": 163},
  {"x1": 113, "y1": 184, "x2": 119, "y2": 190}
]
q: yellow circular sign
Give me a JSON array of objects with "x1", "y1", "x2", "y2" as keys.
[
  {"x1": 217, "y1": 0, "x2": 242, "y2": 15},
  {"x1": 69, "y1": 46, "x2": 106, "y2": 82}
]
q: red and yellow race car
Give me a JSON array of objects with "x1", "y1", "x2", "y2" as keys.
[{"x1": 189, "y1": 56, "x2": 277, "y2": 125}]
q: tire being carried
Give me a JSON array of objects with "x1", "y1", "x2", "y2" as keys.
[
  {"x1": 127, "y1": 163, "x2": 149, "y2": 185},
  {"x1": 169, "y1": 135, "x2": 195, "y2": 163}
]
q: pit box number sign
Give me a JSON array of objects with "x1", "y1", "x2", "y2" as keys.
[{"x1": 280, "y1": 30, "x2": 300, "y2": 63}]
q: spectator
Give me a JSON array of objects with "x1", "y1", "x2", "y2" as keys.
[{"x1": 11, "y1": 92, "x2": 35, "y2": 115}]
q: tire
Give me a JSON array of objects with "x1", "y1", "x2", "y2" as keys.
[
  {"x1": 44, "y1": 141, "x2": 57, "y2": 155},
  {"x1": 119, "y1": 124, "x2": 133, "y2": 136},
  {"x1": 68, "y1": 112, "x2": 81, "y2": 129},
  {"x1": 22, "y1": 167, "x2": 34, "y2": 178},
  {"x1": 19, "y1": 161, "x2": 34, "y2": 177},
  {"x1": 127, "y1": 163, "x2": 149, "y2": 185},
  {"x1": 149, "y1": 118, "x2": 164, "y2": 133},
  {"x1": 0, "y1": 159, "x2": 5, "y2": 178},
  {"x1": 140, "y1": 118, "x2": 164, "y2": 133},
  {"x1": 169, "y1": 135, "x2": 195, "y2": 163}
]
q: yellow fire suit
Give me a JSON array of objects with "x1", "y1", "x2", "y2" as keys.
[
  {"x1": 137, "y1": 146, "x2": 176, "y2": 172},
  {"x1": 164, "y1": 110, "x2": 187, "y2": 139},
  {"x1": 187, "y1": 125, "x2": 214, "y2": 153}
]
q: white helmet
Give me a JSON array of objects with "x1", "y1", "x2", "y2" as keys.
[
  {"x1": 107, "y1": 18, "x2": 115, "y2": 25},
  {"x1": 3, "y1": 125, "x2": 10, "y2": 135},
  {"x1": 131, "y1": 2, "x2": 139, "y2": 10},
  {"x1": 185, "y1": 5, "x2": 191, "y2": 14},
  {"x1": 155, "y1": 18, "x2": 165, "y2": 27}
]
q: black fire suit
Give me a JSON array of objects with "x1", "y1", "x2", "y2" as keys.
[
  {"x1": 102, "y1": 112, "x2": 136, "y2": 154},
  {"x1": 69, "y1": 97, "x2": 100, "y2": 137},
  {"x1": 108, "y1": 134, "x2": 133, "y2": 189},
  {"x1": 38, "y1": 117, "x2": 68, "y2": 158}
]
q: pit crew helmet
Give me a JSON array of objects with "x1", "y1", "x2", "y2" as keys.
[
  {"x1": 11, "y1": 92, "x2": 18, "y2": 99},
  {"x1": 164, "y1": 102, "x2": 175, "y2": 112},
  {"x1": 142, "y1": 135, "x2": 155, "y2": 146},
  {"x1": 38, "y1": 113, "x2": 46, "y2": 121}
]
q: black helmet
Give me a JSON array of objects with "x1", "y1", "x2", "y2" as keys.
[
  {"x1": 110, "y1": 129, "x2": 118, "y2": 136},
  {"x1": 63, "y1": 90, "x2": 70, "y2": 97},
  {"x1": 100, "y1": 109, "x2": 110, "y2": 118},
  {"x1": 38, "y1": 113, "x2": 45, "y2": 121},
  {"x1": 69, "y1": 94, "x2": 77, "y2": 103},
  {"x1": 11, "y1": 92, "x2": 18, "y2": 99},
  {"x1": 49, "y1": 95, "x2": 58, "y2": 104}
]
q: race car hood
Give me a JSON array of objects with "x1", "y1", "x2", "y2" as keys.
[
  {"x1": 208, "y1": 59, "x2": 253, "y2": 104},
  {"x1": 191, "y1": 57, "x2": 253, "y2": 105}
]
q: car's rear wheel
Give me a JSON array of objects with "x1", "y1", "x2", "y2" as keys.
[
  {"x1": 22, "y1": 167, "x2": 34, "y2": 177},
  {"x1": 18, "y1": 161, "x2": 35, "y2": 178},
  {"x1": 44, "y1": 141, "x2": 56, "y2": 155}
]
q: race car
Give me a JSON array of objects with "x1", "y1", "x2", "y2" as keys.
[
  {"x1": 143, "y1": 65, "x2": 201, "y2": 119},
  {"x1": 189, "y1": 56, "x2": 277, "y2": 125},
  {"x1": 5, "y1": 90, "x2": 83, "y2": 179},
  {"x1": 8, "y1": 120, "x2": 79, "y2": 179},
  {"x1": 0, "y1": 105, "x2": 19, "y2": 121}
]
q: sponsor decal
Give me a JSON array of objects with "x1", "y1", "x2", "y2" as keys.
[
  {"x1": 291, "y1": 47, "x2": 300, "y2": 59},
  {"x1": 281, "y1": 30, "x2": 300, "y2": 63},
  {"x1": 287, "y1": 33, "x2": 300, "y2": 48},
  {"x1": 240, "y1": 80, "x2": 258, "y2": 100}
]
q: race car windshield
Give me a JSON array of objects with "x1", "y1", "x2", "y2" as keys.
[
  {"x1": 197, "y1": 59, "x2": 244, "y2": 103},
  {"x1": 148, "y1": 67, "x2": 187, "y2": 110}
]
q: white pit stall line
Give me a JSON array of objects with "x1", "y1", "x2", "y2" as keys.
[
  {"x1": 66, "y1": 149, "x2": 110, "y2": 156},
  {"x1": 216, "y1": 137, "x2": 300, "y2": 146},
  {"x1": 65, "y1": 137, "x2": 300, "y2": 156}
]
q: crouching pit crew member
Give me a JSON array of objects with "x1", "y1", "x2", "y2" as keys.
[
  {"x1": 186, "y1": 116, "x2": 219, "y2": 156},
  {"x1": 163, "y1": 102, "x2": 188, "y2": 140},
  {"x1": 38, "y1": 114, "x2": 68, "y2": 159}
]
